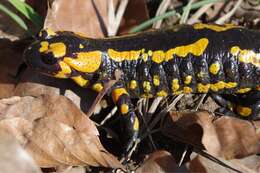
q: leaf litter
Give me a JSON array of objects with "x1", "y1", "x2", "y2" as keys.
[{"x1": 0, "y1": 95, "x2": 123, "y2": 169}]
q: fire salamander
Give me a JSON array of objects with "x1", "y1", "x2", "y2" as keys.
[{"x1": 23, "y1": 23, "x2": 260, "y2": 152}]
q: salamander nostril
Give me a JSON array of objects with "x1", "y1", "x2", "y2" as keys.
[{"x1": 41, "y1": 53, "x2": 58, "y2": 65}]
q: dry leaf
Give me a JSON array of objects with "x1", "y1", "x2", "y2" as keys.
[
  {"x1": 118, "y1": 0, "x2": 149, "y2": 34},
  {"x1": 15, "y1": 68, "x2": 97, "y2": 112},
  {"x1": 0, "y1": 39, "x2": 26, "y2": 98},
  {"x1": 188, "y1": 153, "x2": 260, "y2": 173},
  {"x1": 0, "y1": 95, "x2": 123, "y2": 169},
  {"x1": 44, "y1": 0, "x2": 108, "y2": 38},
  {"x1": 136, "y1": 150, "x2": 177, "y2": 173},
  {"x1": 162, "y1": 111, "x2": 260, "y2": 159},
  {"x1": 0, "y1": 130, "x2": 42, "y2": 173}
]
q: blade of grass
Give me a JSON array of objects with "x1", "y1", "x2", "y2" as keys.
[
  {"x1": 129, "y1": 0, "x2": 225, "y2": 33},
  {"x1": 0, "y1": 3, "x2": 28, "y2": 31},
  {"x1": 8, "y1": 0, "x2": 43, "y2": 28},
  {"x1": 180, "y1": 0, "x2": 194, "y2": 24}
]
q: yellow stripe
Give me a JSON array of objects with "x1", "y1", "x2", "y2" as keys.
[
  {"x1": 165, "y1": 38, "x2": 209, "y2": 61},
  {"x1": 193, "y1": 23, "x2": 238, "y2": 32}
]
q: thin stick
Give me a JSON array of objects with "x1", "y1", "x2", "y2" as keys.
[
  {"x1": 215, "y1": 0, "x2": 243, "y2": 24},
  {"x1": 187, "y1": 3, "x2": 214, "y2": 24},
  {"x1": 108, "y1": 0, "x2": 129, "y2": 36},
  {"x1": 153, "y1": 0, "x2": 171, "y2": 29}
]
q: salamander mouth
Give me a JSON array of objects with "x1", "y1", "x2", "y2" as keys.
[{"x1": 23, "y1": 44, "x2": 62, "y2": 76}]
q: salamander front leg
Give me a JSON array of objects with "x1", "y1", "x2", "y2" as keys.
[
  {"x1": 111, "y1": 87, "x2": 139, "y2": 153},
  {"x1": 211, "y1": 94, "x2": 236, "y2": 116}
]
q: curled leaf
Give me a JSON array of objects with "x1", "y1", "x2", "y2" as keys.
[
  {"x1": 136, "y1": 150, "x2": 177, "y2": 173},
  {"x1": 163, "y1": 111, "x2": 260, "y2": 159}
]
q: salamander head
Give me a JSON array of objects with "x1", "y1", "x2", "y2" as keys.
[
  {"x1": 23, "y1": 29, "x2": 73, "y2": 78},
  {"x1": 24, "y1": 29, "x2": 103, "y2": 87}
]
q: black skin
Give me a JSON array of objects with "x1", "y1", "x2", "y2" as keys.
[{"x1": 23, "y1": 24, "x2": 260, "y2": 154}]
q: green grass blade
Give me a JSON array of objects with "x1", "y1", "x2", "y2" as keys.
[
  {"x1": 0, "y1": 3, "x2": 28, "y2": 31},
  {"x1": 180, "y1": 0, "x2": 193, "y2": 24},
  {"x1": 8, "y1": 0, "x2": 43, "y2": 27},
  {"x1": 129, "y1": 0, "x2": 225, "y2": 33},
  {"x1": 129, "y1": 11, "x2": 179, "y2": 33}
]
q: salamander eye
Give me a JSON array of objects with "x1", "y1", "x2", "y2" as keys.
[
  {"x1": 41, "y1": 54, "x2": 58, "y2": 65},
  {"x1": 38, "y1": 28, "x2": 57, "y2": 39}
]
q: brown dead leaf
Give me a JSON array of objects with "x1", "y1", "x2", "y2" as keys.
[
  {"x1": 44, "y1": 0, "x2": 108, "y2": 38},
  {"x1": 162, "y1": 111, "x2": 260, "y2": 160},
  {"x1": 14, "y1": 68, "x2": 97, "y2": 113},
  {"x1": 0, "y1": 39, "x2": 27, "y2": 98},
  {"x1": 0, "y1": 130, "x2": 42, "y2": 173},
  {"x1": 188, "y1": 153, "x2": 260, "y2": 173},
  {"x1": 0, "y1": 95, "x2": 123, "y2": 168},
  {"x1": 136, "y1": 150, "x2": 177, "y2": 173},
  {"x1": 118, "y1": 0, "x2": 149, "y2": 34}
]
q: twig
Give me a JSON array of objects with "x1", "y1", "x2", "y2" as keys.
[
  {"x1": 108, "y1": 0, "x2": 129, "y2": 36},
  {"x1": 187, "y1": 3, "x2": 214, "y2": 24},
  {"x1": 180, "y1": 0, "x2": 195, "y2": 24},
  {"x1": 194, "y1": 94, "x2": 207, "y2": 111},
  {"x1": 100, "y1": 106, "x2": 118, "y2": 125},
  {"x1": 215, "y1": 0, "x2": 243, "y2": 24},
  {"x1": 153, "y1": 0, "x2": 171, "y2": 29},
  {"x1": 148, "y1": 97, "x2": 163, "y2": 114}
]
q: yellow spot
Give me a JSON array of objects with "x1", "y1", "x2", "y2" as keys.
[
  {"x1": 184, "y1": 75, "x2": 192, "y2": 85},
  {"x1": 236, "y1": 88, "x2": 251, "y2": 94},
  {"x1": 112, "y1": 88, "x2": 128, "y2": 102},
  {"x1": 120, "y1": 104, "x2": 129, "y2": 114},
  {"x1": 54, "y1": 61, "x2": 71, "y2": 78},
  {"x1": 153, "y1": 75, "x2": 160, "y2": 86},
  {"x1": 209, "y1": 62, "x2": 220, "y2": 75},
  {"x1": 45, "y1": 28, "x2": 57, "y2": 37},
  {"x1": 143, "y1": 81, "x2": 151, "y2": 93},
  {"x1": 108, "y1": 49, "x2": 141, "y2": 62},
  {"x1": 197, "y1": 83, "x2": 210, "y2": 93},
  {"x1": 129, "y1": 80, "x2": 137, "y2": 90},
  {"x1": 39, "y1": 41, "x2": 49, "y2": 52},
  {"x1": 256, "y1": 85, "x2": 260, "y2": 91},
  {"x1": 197, "y1": 71, "x2": 207, "y2": 79},
  {"x1": 148, "y1": 50, "x2": 153, "y2": 56},
  {"x1": 193, "y1": 23, "x2": 238, "y2": 32},
  {"x1": 156, "y1": 90, "x2": 168, "y2": 97},
  {"x1": 133, "y1": 117, "x2": 139, "y2": 131},
  {"x1": 165, "y1": 38, "x2": 209, "y2": 60},
  {"x1": 174, "y1": 91, "x2": 183, "y2": 95},
  {"x1": 152, "y1": 50, "x2": 165, "y2": 63},
  {"x1": 79, "y1": 44, "x2": 84, "y2": 49},
  {"x1": 38, "y1": 31, "x2": 43, "y2": 37},
  {"x1": 210, "y1": 81, "x2": 225, "y2": 92},
  {"x1": 92, "y1": 83, "x2": 103, "y2": 92},
  {"x1": 225, "y1": 82, "x2": 237, "y2": 89},
  {"x1": 140, "y1": 94, "x2": 153, "y2": 98},
  {"x1": 236, "y1": 106, "x2": 252, "y2": 117},
  {"x1": 142, "y1": 53, "x2": 149, "y2": 61},
  {"x1": 71, "y1": 76, "x2": 89, "y2": 87},
  {"x1": 171, "y1": 79, "x2": 180, "y2": 92},
  {"x1": 230, "y1": 46, "x2": 260, "y2": 68},
  {"x1": 63, "y1": 51, "x2": 102, "y2": 73},
  {"x1": 48, "y1": 42, "x2": 66, "y2": 58},
  {"x1": 183, "y1": 87, "x2": 193, "y2": 94}
]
